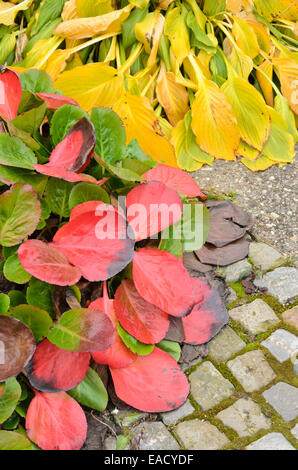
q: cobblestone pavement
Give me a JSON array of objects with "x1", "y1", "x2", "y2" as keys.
[{"x1": 104, "y1": 242, "x2": 298, "y2": 451}]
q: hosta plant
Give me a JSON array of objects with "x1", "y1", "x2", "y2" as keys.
[
  {"x1": 0, "y1": 0, "x2": 297, "y2": 171},
  {"x1": 0, "y1": 67, "x2": 228, "y2": 450}
]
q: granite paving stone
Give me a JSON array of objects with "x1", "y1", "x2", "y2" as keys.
[
  {"x1": 227, "y1": 350, "x2": 276, "y2": 392},
  {"x1": 161, "y1": 399, "x2": 194, "y2": 426},
  {"x1": 189, "y1": 361, "x2": 234, "y2": 410},
  {"x1": 131, "y1": 422, "x2": 180, "y2": 450},
  {"x1": 246, "y1": 433, "x2": 295, "y2": 450},
  {"x1": 261, "y1": 329, "x2": 298, "y2": 363},
  {"x1": 262, "y1": 382, "x2": 298, "y2": 422},
  {"x1": 224, "y1": 259, "x2": 252, "y2": 283},
  {"x1": 208, "y1": 326, "x2": 246, "y2": 362},
  {"x1": 248, "y1": 242, "x2": 284, "y2": 271},
  {"x1": 254, "y1": 267, "x2": 298, "y2": 304},
  {"x1": 175, "y1": 419, "x2": 230, "y2": 450},
  {"x1": 229, "y1": 299, "x2": 279, "y2": 334},
  {"x1": 282, "y1": 306, "x2": 298, "y2": 329},
  {"x1": 216, "y1": 397, "x2": 271, "y2": 437}
]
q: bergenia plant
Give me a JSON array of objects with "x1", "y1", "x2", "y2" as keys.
[{"x1": 0, "y1": 67, "x2": 228, "y2": 450}]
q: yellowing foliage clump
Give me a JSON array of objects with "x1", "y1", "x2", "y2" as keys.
[{"x1": 1, "y1": 0, "x2": 297, "y2": 170}]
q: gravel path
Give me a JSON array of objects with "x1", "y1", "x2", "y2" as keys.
[{"x1": 191, "y1": 159, "x2": 297, "y2": 259}]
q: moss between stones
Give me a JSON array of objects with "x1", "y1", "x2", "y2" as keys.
[{"x1": 176, "y1": 283, "x2": 298, "y2": 450}]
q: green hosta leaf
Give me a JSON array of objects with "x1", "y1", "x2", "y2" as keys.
[
  {"x1": 0, "y1": 135, "x2": 37, "y2": 169},
  {"x1": 0, "y1": 294, "x2": 10, "y2": 315},
  {"x1": 0, "y1": 183, "x2": 41, "y2": 247},
  {"x1": 0, "y1": 33, "x2": 16, "y2": 64},
  {"x1": 157, "y1": 340, "x2": 181, "y2": 362},
  {"x1": 8, "y1": 291, "x2": 27, "y2": 308},
  {"x1": 274, "y1": 94, "x2": 298, "y2": 143},
  {"x1": 26, "y1": 278, "x2": 55, "y2": 318},
  {"x1": 32, "y1": 0, "x2": 67, "y2": 35},
  {"x1": 91, "y1": 107, "x2": 126, "y2": 165},
  {"x1": 186, "y1": 11, "x2": 217, "y2": 54},
  {"x1": 7, "y1": 305, "x2": 53, "y2": 342},
  {"x1": 124, "y1": 138, "x2": 154, "y2": 163},
  {"x1": 50, "y1": 104, "x2": 89, "y2": 146},
  {"x1": 24, "y1": 18, "x2": 61, "y2": 55},
  {"x1": 122, "y1": 7, "x2": 148, "y2": 50},
  {"x1": 45, "y1": 178, "x2": 72, "y2": 218},
  {"x1": 117, "y1": 322, "x2": 154, "y2": 356},
  {"x1": 19, "y1": 69, "x2": 54, "y2": 94},
  {"x1": 0, "y1": 378, "x2": 21, "y2": 424},
  {"x1": 4, "y1": 253, "x2": 32, "y2": 284},
  {"x1": 69, "y1": 182, "x2": 110, "y2": 210},
  {"x1": 12, "y1": 103, "x2": 47, "y2": 136},
  {"x1": 122, "y1": 158, "x2": 154, "y2": 176},
  {"x1": 203, "y1": 0, "x2": 226, "y2": 16},
  {"x1": 68, "y1": 367, "x2": 108, "y2": 412},
  {"x1": 0, "y1": 431, "x2": 33, "y2": 450},
  {"x1": 0, "y1": 166, "x2": 47, "y2": 194}
]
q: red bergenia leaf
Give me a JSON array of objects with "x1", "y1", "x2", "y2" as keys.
[
  {"x1": 26, "y1": 391, "x2": 87, "y2": 450},
  {"x1": 90, "y1": 293, "x2": 137, "y2": 368},
  {"x1": 110, "y1": 347, "x2": 189, "y2": 412},
  {"x1": 133, "y1": 248, "x2": 195, "y2": 317},
  {"x1": 69, "y1": 201, "x2": 122, "y2": 221},
  {"x1": 34, "y1": 165, "x2": 104, "y2": 184},
  {"x1": 53, "y1": 206, "x2": 134, "y2": 281},
  {"x1": 142, "y1": 164, "x2": 206, "y2": 198},
  {"x1": 35, "y1": 92, "x2": 79, "y2": 110},
  {"x1": 0, "y1": 315, "x2": 35, "y2": 381},
  {"x1": 191, "y1": 277, "x2": 210, "y2": 304},
  {"x1": 18, "y1": 240, "x2": 81, "y2": 286},
  {"x1": 26, "y1": 339, "x2": 90, "y2": 392},
  {"x1": 114, "y1": 280, "x2": 169, "y2": 344},
  {"x1": 34, "y1": 117, "x2": 96, "y2": 180},
  {"x1": 126, "y1": 181, "x2": 182, "y2": 241},
  {"x1": 182, "y1": 289, "x2": 229, "y2": 345},
  {"x1": 0, "y1": 68, "x2": 22, "y2": 121}
]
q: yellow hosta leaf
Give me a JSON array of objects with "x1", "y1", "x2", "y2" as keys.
[
  {"x1": 156, "y1": 62, "x2": 189, "y2": 126},
  {"x1": 76, "y1": 0, "x2": 113, "y2": 17},
  {"x1": 134, "y1": 11, "x2": 164, "y2": 66},
  {"x1": 54, "y1": 5, "x2": 132, "y2": 40},
  {"x1": 19, "y1": 37, "x2": 63, "y2": 69},
  {"x1": 164, "y1": 7, "x2": 190, "y2": 66},
  {"x1": 191, "y1": 79, "x2": 240, "y2": 161},
  {"x1": 241, "y1": 155, "x2": 275, "y2": 171},
  {"x1": 256, "y1": 59, "x2": 273, "y2": 106},
  {"x1": 184, "y1": 112, "x2": 214, "y2": 165},
  {"x1": 261, "y1": 107, "x2": 294, "y2": 163},
  {"x1": 222, "y1": 77, "x2": 270, "y2": 151},
  {"x1": 274, "y1": 94, "x2": 298, "y2": 142},
  {"x1": 229, "y1": 45, "x2": 253, "y2": 80},
  {"x1": 112, "y1": 92, "x2": 177, "y2": 167},
  {"x1": 158, "y1": 0, "x2": 175, "y2": 9},
  {"x1": 0, "y1": 0, "x2": 32, "y2": 26},
  {"x1": 273, "y1": 58, "x2": 298, "y2": 115},
  {"x1": 158, "y1": 116, "x2": 173, "y2": 140},
  {"x1": 171, "y1": 118, "x2": 202, "y2": 171},
  {"x1": 54, "y1": 63, "x2": 123, "y2": 112},
  {"x1": 254, "y1": 0, "x2": 298, "y2": 22},
  {"x1": 236, "y1": 140, "x2": 260, "y2": 160},
  {"x1": 226, "y1": 0, "x2": 241, "y2": 14},
  {"x1": 62, "y1": 0, "x2": 78, "y2": 21},
  {"x1": 183, "y1": 54, "x2": 211, "y2": 84},
  {"x1": 128, "y1": 0, "x2": 149, "y2": 8},
  {"x1": 44, "y1": 49, "x2": 71, "y2": 81},
  {"x1": 232, "y1": 17, "x2": 260, "y2": 59},
  {"x1": 245, "y1": 15, "x2": 271, "y2": 53},
  {"x1": 65, "y1": 52, "x2": 83, "y2": 71}
]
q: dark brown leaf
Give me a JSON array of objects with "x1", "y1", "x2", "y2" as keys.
[
  {"x1": 164, "y1": 316, "x2": 185, "y2": 342},
  {"x1": 183, "y1": 251, "x2": 213, "y2": 274},
  {"x1": 0, "y1": 315, "x2": 36, "y2": 381},
  {"x1": 195, "y1": 237, "x2": 250, "y2": 266},
  {"x1": 206, "y1": 200, "x2": 253, "y2": 247}
]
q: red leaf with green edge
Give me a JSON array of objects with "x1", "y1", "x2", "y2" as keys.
[
  {"x1": 26, "y1": 391, "x2": 87, "y2": 450},
  {"x1": 182, "y1": 289, "x2": 229, "y2": 345},
  {"x1": 18, "y1": 240, "x2": 82, "y2": 286},
  {"x1": 34, "y1": 117, "x2": 96, "y2": 180},
  {"x1": 133, "y1": 248, "x2": 195, "y2": 317},
  {"x1": 53, "y1": 206, "x2": 135, "y2": 281},
  {"x1": 90, "y1": 294, "x2": 137, "y2": 369},
  {"x1": 0, "y1": 68, "x2": 22, "y2": 121},
  {"x1": 142, "y1": 164, "x2": 206, "y2": 199},
  {"x1": 110, "y1": 347, "x2": 189, "y2": 412},
  {"x1": 114, "y1": 280, "x2": 169, "y2": 344},
  {"x1": 0, "y1": 315, "x2": 35, "y2": 381},
  {"x1": 34, "y1": 165, "x2": 106, "y2": 184},
  {"x1": 126, "y1": 181, "x2": 182, "y2": 242},
  {"x1": 47, "y1": 308, "x2": 114, "y2": 352},
  {"x1": 35, "y1": 92, "x2": 79, "y2": 110},
  {"x1": 26, "y1": 339, "x2": 90, "y2": 392}
]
